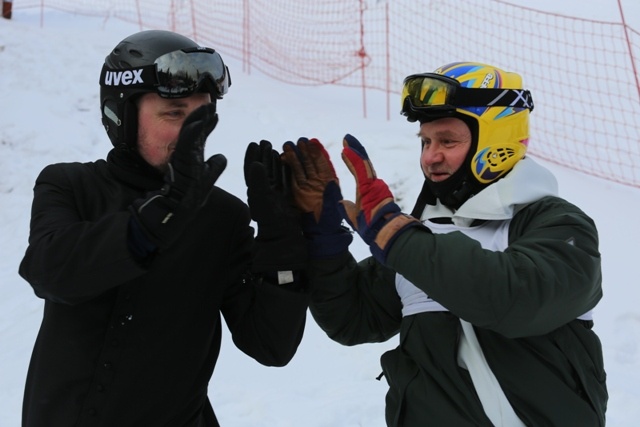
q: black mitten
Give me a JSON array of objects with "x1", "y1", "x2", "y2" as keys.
[
  {"x1": 244, "y1": 140, "x2": 307, "y2": 278},
  {"x1": 130, "y1": 103, "x2": 226, "y2": 251}
]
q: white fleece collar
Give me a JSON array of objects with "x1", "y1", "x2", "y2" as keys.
[{"x1": 422, "y1": 157, "x2": 559, "y2": 227}]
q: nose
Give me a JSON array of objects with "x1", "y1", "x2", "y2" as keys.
[{"x1": 421, "y1": 143, "x2": 444, "y2": 168}]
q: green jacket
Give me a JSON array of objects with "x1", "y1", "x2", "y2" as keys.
[{"x1": 309, "y1": 161, "x2": 607, "y2": 426}]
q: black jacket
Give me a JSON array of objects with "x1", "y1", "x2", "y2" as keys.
[{"x1": 19, "y1": 147, "x2": 309, "y2": 427}]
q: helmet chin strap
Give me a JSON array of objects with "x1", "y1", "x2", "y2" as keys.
[
  {"x1": 440, "y1": 176, "x2": 484, "y2": 211},
  {"x1": 410, "y1": 171, "x2": 486, "y2": 217},
  {"x1": 429, "y1": 165, "x2": 465, "y2": 201},
  {"x1": 428, "y1": 165, "x2": 482, "y2": 210}
]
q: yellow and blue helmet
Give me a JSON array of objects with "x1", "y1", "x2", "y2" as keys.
[{"x1": 401, "y1": 62, "x2": 534, "y2": 184}]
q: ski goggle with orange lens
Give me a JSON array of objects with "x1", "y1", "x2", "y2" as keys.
[
  {"x1": 400, "y1": 73, "x2": 533, "y2": 121},
  {"x1": 100, "y1": 47, "x2": 231, "y2": 99}
]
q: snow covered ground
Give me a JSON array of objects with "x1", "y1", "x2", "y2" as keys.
[{"x1": 1, "y1": 3, "x2": 639, "y2": 426}]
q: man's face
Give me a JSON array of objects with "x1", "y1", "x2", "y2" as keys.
[
  {"x1": 419, "y1": 117, "x2": 472, "y2": 182},
  {"x1": 136, "y1": 92, "x2": 212, "y2": 172}
]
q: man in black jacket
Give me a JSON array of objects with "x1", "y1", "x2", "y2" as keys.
[{"x1": 19, "y1": 30, "x2": 309, "y2": 427}]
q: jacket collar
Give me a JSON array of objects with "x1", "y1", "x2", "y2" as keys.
[
  {"x1": 106, "y1": 144, "x2": 165, "y2": 192},
  {"x1": 422, "y1": 157, "x2": 558, "y2": 227}
]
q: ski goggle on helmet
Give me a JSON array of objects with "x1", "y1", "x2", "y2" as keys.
[
  {"x1": 401, "y1": 62, "x2": 534, "y2": 184},
  {"x1": 100, "y1": 46, "x2": 230, "y2": 99},
  {"x1": 158, "y1": 47, "x2": 229, "y2": 97}
]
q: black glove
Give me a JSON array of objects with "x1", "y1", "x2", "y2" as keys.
[
  {"x1": 244, "y1": 140, "x2": 307, "y2": 279},
  {"x1": 130, "y1": 103, "x2": 226, "y2": 252}
]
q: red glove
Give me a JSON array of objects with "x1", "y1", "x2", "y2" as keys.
[{"x1": 339, "y1": 134, "x2": 422, "y2": 263}]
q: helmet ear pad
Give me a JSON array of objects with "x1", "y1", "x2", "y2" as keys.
[
  {"x1": 470, "y1": 110, "x2": 529, "y2": 184},
  {"x1": 100, "y1": 92, "x2": 141, "y2": 148},
  {"x1": 123, "y1": 96, "x2": 140, "y2": 148},
  {"x1": 101, "y1": 98, "x2": 117, "y2": 146}
]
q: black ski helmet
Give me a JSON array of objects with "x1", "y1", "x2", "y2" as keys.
[{"x1": 99, "y1": 30, "x2": 231, "y2": 147}]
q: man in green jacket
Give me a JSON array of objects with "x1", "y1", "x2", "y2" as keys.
[{"x1": 282, "y1": 62, "x2": 607, "y2": 426}]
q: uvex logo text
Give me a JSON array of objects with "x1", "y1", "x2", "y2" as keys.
[{"x1": 103, "y1": 69, "x2": 144, "y2": 86}]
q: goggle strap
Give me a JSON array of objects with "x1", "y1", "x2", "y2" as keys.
[{"x1": 454, "y1": 87, "x2": 534, "y2": 111}]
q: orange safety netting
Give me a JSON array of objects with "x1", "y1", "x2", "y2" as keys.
[{"x1": 14, "y1": 0, "x2": 640, "y2": 188}]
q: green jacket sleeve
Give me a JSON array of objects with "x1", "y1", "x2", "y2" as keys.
[
  {"x1": 308, "y1": 251, "x2": 402, "y2": 346},
  {"x1": 386, "y1": 196, "x2": 602, "y2": 338}
]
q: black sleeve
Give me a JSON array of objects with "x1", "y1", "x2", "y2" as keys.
[
  {"x1": 220, "y1": 203, "x2": 309, "y2": 367},
  {"x1": 386, "y1": 196, "x2": 602, "y2": 338},
  {"x1": 308, "y1": 252, "x2": 402, "y2": 346},
  {"x1": 18, "y1": 163, "x2": 147, "y2": 305}
]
